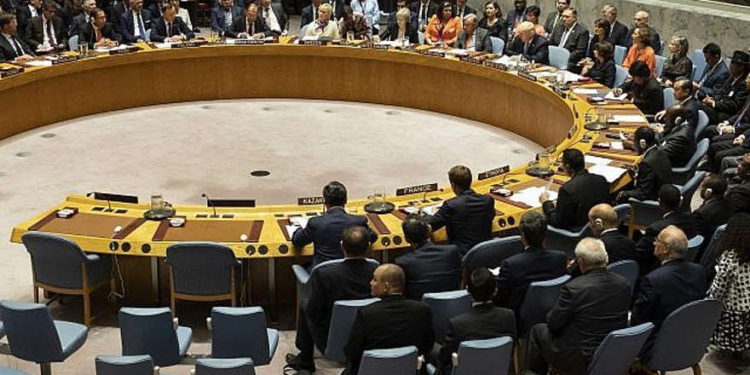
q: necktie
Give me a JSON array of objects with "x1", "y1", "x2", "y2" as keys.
[
  {"x1": 137, "y1": 13, "x2": 146, "y2": 39},
  {"x1": 46, "y1": 19, "x2": 56, "y2": 45},
  {"x1": 420, "y1": 4, "x2": 426, "y2": 24},
  {"x1": 734, "y1": 100, "x2": 750, "y2": 128},
  {"x1": 11, "y1": 36, "x2": 23, "y2": 56},
  {"x1": 167, "y1": 22, "x2": 172, "y2": 37},
  {"x1": 523, "y1": 41, "x2": 529, "y2": 54}
]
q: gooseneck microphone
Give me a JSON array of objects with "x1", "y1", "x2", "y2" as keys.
[{"x1": 202, "y1": 192, "x2": 219, "y2": 218}]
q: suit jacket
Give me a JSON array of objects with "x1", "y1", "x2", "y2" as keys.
[
  {"x1": 659, "y1": 122, "x2": 696, "y2": 168},
  {"x1": 395, "y1": 242, "x2": 461, "y2": 300},
  {"x1": 587, "y1": 58, "x2": 616, "y2": 88},
  {"x1": 292, "y1": 206, "x2": 376, "y2": 267},
  {"x1": 149, "y1": 16, "x2": 195, "y2": 42},
  {"x1": 549, "y1": 22, "x2": 589, "y2": 70},
  {"x1": 300, "y1": 4, "x2": 317, "y2": 29},
  {"x1": 726, "y1": 181, "x2": 750, "y2": 214},
  {"x1": 708, "y1": 73, "x2": 750, "y2": 120},
  {"x1": 455, "y1": 27, "x2": 491, "y2": 53},
  {"x1": 543, "y1": 11, "x2": 562, "y2": 35},
  {"x1": 697, "y1": 60, "x2": 729, "y2": 99},
  {"x1": 344, "y1": 295, "x2": 434, "y2": 375},
  {"x1": 477, "y1": 16, "x2": 507, "y2": 41},
  {"x1": 119, "y1": 8, "x2": 153, "y2": 43},
  {"x1": 619, "y1": 76, "x2": 664, "y2": 115},
  {"x1": 68, "y1": 12, "x2": 89, "y2": 38},
  {"x1": 692, "y1": 197, "x2": 734, "y2": 240},
  {"x1": 495, "y1": 246, "x2": 568, "y2": 312},
  {"x1": 259, "y1": 3, "x2": 287, "y2": 33},
  {"x1": 600, "y1": 229, "x2": 637, "y2": 264},
  {"x1": 0, "y1": 0, "x2": 19, "y2": 13},
  {"x1": 547, "y1": 268, "x2": 630, "y2": 359},
  {"x1": 305, "y1": 258, "x2": 379, "y2": 350},
  {"x1": 505, "y1": 8, "x2": 525, "y2": 31},
  {"x1": 635, "y1": 211, "x2": 698, "y2": 273},
  {"x1": 505, "y1": 34, "x2": 549, "y2": 65},
  {"x1": 26, "y1": 15, "x2": 67, "y2": 50},
  {"x1": 543, "y1": 170, "x2": 611, "y2": 231},
  {"x1": 426, "y1": 189, "x2": 495, "y2": 254},
  {"x1": 409, "y1": 0, "x2": 437, "y2": 27},
  {"x1": 438, "y1": 303, "x2": 516, "y2": 375},
  {"x1": 210, "y1": 5, "x2": 243, "y2": 33},
  {"x1": 607, "y1": 20, "x2": 628, "y2": 47},
  {"x1": 620, "y1": 146, "x2": 673, "y2": 202},
  {"x1": 0, "y1": 33, "x2": 34, "y2": 60},
  {"x1": 379, "y1": 20, "x2": 419, "y2": 43},
  {"x1": 15, "y1": 4, "x2": 39, "y2": 40},
  {"x1": 452, "y1": 4, "x2": 475, "y2": 19},
  {"x1": 681, "y1": 97, "x2": 701, "y2": 130},
  {"x1": 79, "y1": 21, "x2": 122, "y2": 48},
  {"x1": 627, "y1": 26, "x2": 661, "y2": 55},
  {"x1": 226, "y1": 15, "x2": 272, "y2": 38}
]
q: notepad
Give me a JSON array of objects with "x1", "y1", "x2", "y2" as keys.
[
  {"x1": 585, "y1": 155, "x2": 614, "y2": 166},
  {"x1": 610, "y1": 141, "x2": 624, "y2": 150},
  {"x1": 289, "y1": 216, "x2": 308, "y2": 228},
  {"x1": 510, "y1": 186, "x2": 558, "y2": 208},
  {"x1": 285, "y1": 225, "x2": 300, "y2": 239},
  {"x1": 605, "y1": 91, "x2": 628, "y2": 101},
  {"x1": 589, "y1": 164, "x2": 627, "y2": 183},
  {"x1": 611, "y1": 114, "x2": 646, "y2": 123}
]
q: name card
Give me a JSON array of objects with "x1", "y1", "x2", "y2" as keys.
[
  {"x1": 51, "y1": 55, "x2": 79, "y2": 65},
  {"x1": 0, "y1": 67, "x2": 24, "y2": 78},
  {"x1": 420, "y1": 49, "x2": 445, "y2": 58},
  {"x1": 483, "y1": 60, "x2": 508, "y2": 71},
  {"x1": 300, "y1": 39, "x2": 328, "y2": 46},
  {"x1": 459, "y1": 56, "x2": 483, "y2": 65},
  {"x1": 518, "y1": 70, "x2": 537, "y2": 82},
  {"x1": 108, "y1": 46, "x2": 141, "y2": 55},
  {"x1": 235, "y1": 38, "x2": 264, "y2": 45},
  {"x1": 170, "y1": 40, "x2": 208, "y2": 48},
  {"x1": 396, "y1": 183, "x2": 438, "y2": 196},
  {"x1": 298, "y1": 196, "x2": 325, "y2": 205},
  {"x1": 478, "y1": 165, "x2": 510, "y2": 180}
]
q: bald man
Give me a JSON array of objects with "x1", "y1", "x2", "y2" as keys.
[
  {"x1": 589, "y1": 204, "x2": 636, "y2": 264},
  {"x1": 343, "y1": 264, "x2": 434, "y2": 375},
  {"x1": 626, "y1": 10, "x2": 661, "y2": 54}
]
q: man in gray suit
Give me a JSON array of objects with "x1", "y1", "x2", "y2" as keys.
[
  {"x1": 543, "y1": 0, "x2": 569, "y2": 35},
  {"x1": 549, "y1": 7, "x2": 588, "y2": 71},
  {"x1": 456, "y1": 14, "x2": 491, "y2": 53}
]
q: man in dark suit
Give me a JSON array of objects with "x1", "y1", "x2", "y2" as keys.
[
  {"x1": 149, "y1": 3, "x2": 194, "y2": 42},
  {"x1": 15, "y1": 0, "x2": 41, "y2": 40},
  {"x1": 692, "y1": 174, "x2": 733, "y2": 240},
  {"x1": 210, "y1": 0, "x2": 242, "y2": 34},
  {"x1": 226, "y1": 2, "x2": 272, "y2": 38},
  {"x1": 300, "y1": 0, "x2": 321, "y2": 29},
  {"x1": 494, "y1": 211, "x2": 567, "y2": 312},
  {"x1": 395, "y1": 214, "x2": 461, "y2": 300},
  {"x1": 438, "y1": 267, "x2": 516, "y2": 375},
  {"x1": 548, "y1": 8, "x2": 588, "y2": 71},
  {"x1": 343, "y1": 264, "x2": 434, "y2": 375},
  {"x1": 109, "y1": 0, "x2": 131, "y2": 28},
  {"x1": 286, "y1": 226, "x2": 379, "y2": 375},
  {"x1": 258, "y1": 0, "x2": 286, "y2": 34},
  {"x1": 657, "y1": 79, "x2": 700, "y2": 131},
  {"x1": 506, "y1": 21, "x2": 549, "y2": 64},
  {"x1": 589, "y1": 204, "x2": 637, "y2": 264},
  {"x1": 626, "y1": 11, "x2": 661, "y2": 55},
  {"x1": 0, "y1": 0, "x2": 18, "y2": 14},
  {"x1": 657, "y1": 105, "x2": 697, "y2": 168},
  {"x1": 425, "y1": 165, "x2": 495, "y2": 255},
  {"x1": 701, "y1": 50, "x2": 750, "y2": 125},
  {"x1": 601, "y1": 4, "x2": 627, "y2": 47},
  {"x1": 505, "y1": 0, "x2": 526, "y2": 34},
  {"x1": 726, "y1": 154, "x2": 750, "y2": 214},
  {"x1": 455, "y1": 14, "x2": 490, "y2": 53},
  {"x1": 543, "y1": 0, "x2": 568, "y2": 35},
  {"x1": 79, "y1": 7, "x2": 121, "y2": 48},
  {"x1": 618, "y1": 126, "x2": 673, "y2": 203},
  {"x1": 0, "y1": 12, "x2": 35, "y2": 61},
  {"x1": 292, "y1": 181, "x2": 376, "y2": 267},
  {"x1": 541, "y1": 148, "x2": 611, "y2": 231},
  {"x1": 527, "y1": 238, "x2": 631, "y2": 375},
  {"x1": 635, "y1": 184, "x2": 698, "y2": 274},
  {"x1": 452, "y1": 0, "x2": 473, "y2": 21},
  {"x1": 118, "y1": 0, "x2": 152, "y2": 42},
  {"x1": 26, "y1": 1, "x2": 67, "y2": 51},
  {"x1": 695, "y1": 43, "x2": 729, "y2": 100},
  {"x1": 409, "y1": 0, "x2": 436, "y2": 31}
]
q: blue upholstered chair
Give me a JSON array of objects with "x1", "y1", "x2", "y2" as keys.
[
  {"x1": 614, "y1": 45, "x2": 627, "y2": 65},
  {"x1": 691, "y1": 49, "x2": 706, "y2": 81},
  {"x1": 699, "y1": 224, "x2": 726, "y2": 270},
  {"x1": 607, "y1": 260, "x2": 639, "y2": 295},
  {"x1": 21, "y1": 232, "x2": 113, "y2": 326},
  {"x1": 677, "y1": 172, "x2": 706, "y2": 213},
  {"x1": 207, "y1": 306, "x2": 278, "y2": 366},
  {"x1": 694, "y1": 110, "x2": 710, "y2": 140},
  {"x1": 461, "y1": 236, "x2": 524, "y2": 275},
  {"x1": 548, "y1": 46, "x2": 570, "y2": 70},
  {"x1": 518, "y1": 275, "x2": 571, "y2": 335},
  {"x1": 421, "y1": 290, "x2": 472, "y2": 344},
  {"x1": 628, "y1": 172, "x2": 705, "y2": 236},
  {"x1": 489, "y1": 36, "x2": 505, "y2": 55},
  {"x1": 587, "y1": 323, "x2": 654, "y2": 375},
  {"x1": 0, "y1": 367, "x2": 28, "y2": 375},
  {"x1": 194, "y1": 358, "x2": 255, "y2": 375},
  {"x1": 614, "y1": 65, "x2": 628, "y2": 88},
  {"x1": 672, "y1": 139, "x2": 709, "y2": 184},
  {"x1": 119, "y1": 307, "x2": 193, "y2": 367},
  {"x1": 645, "y1": 299, "x2": 722, "y2": 375},
  {"x1": 662, "y1": 87, "x2": 676, "y2": 110},
  {"x1": 451, "y1": 337, "x2": 514, "y2": 375},
  {"x1": 0, "y1": 300, "x2": 88, "y2": 375},
  {"x1": 165, "y1": 242, "x2": 242, "y2": 315},
  {"x1": 655, "y1": 55, "x2": 666, "y2": 78},
  {"x1": 95, "y1": 355, "x2": 159, "y2": 375},
  {"x1": 685, "y1": 235, "x2": 705, "y2": 263},
  {"x1": 358, "y1": 346, "x2": 419, "y2": 375},
  {"x1": 325, "y1": 298, "x2": 380, "y2": 363},
  {"x1": 545, "y1": 224, "x2": 591, "y2": 259}
]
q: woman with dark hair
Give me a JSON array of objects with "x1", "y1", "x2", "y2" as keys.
[
  {"x1": 582, "y1": 41, "x2": 616, "y2": 88},
  {"x1": 663, "y1": 35, "x2": 693, "y2": 85},
  {"x1": 522, "y1": 5, "x2": 544, "y2": 36},
  {"x1": 424, "y1": 1, "x2": 459, "y2": 46},
  {"x1": 587, "y1": 18, "x2": 610, "y2": 59},
  {"x1": 615, "y1": 60, "x2": 664, "y2": 115},
  {"x1": 339, "y1": 6, "x2": 371, "y2": 40},
  {"x1": 622, "y1": 26, "x2": 656, "y2": 75},
  {"x1": 709, "y1": 212, "x2": 750, "y2": 357},
  {"x1": 478, "y1": 1, "x2": 507, "y2": 41}
]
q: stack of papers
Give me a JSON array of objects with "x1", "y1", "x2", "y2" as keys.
[
  {"x1": 589, "y1": 164, "x2": 627, "y2": 183},
  {"x1": 611, "y1": 114, "x2": 646, "y2": 123},
  {"x1": 605, "y1": 91, "x2": 628, "y2": 101},
  {"x1": 509, "y1": 186, "x2": 558, "y2": 208},
  {"x1": 585, "y1": 155, "x2": 615, "y2": 166},
  {"x1": 23, "y1": 60, "x2": 53, "y2": 67},
  {"x1": 285, "y1": 216, "x2": 309, "y2": 239},
  {"x1": 573, "y1": 88, "x2": 599, "y2": 95},
  {"x1": 420, "y1": 203, "x2": 443, "y2": 215}
]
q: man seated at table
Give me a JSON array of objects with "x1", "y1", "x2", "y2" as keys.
[
  {"x1": 118, "y1": 0, "x2": 152, "y2": 43},
  {"x1": 692, "y1": 174, "x2": 733, "y2": 240},
  {"x1": 68, "y1": 0, "x2": 97, "y2": 38},
  {"x1": 26, "y1": 1, "x2": 67, "y2": 51},
  {"x1": 455, "y1": 14, "x2": 491, "y2": 54},
  {"x1": 227, "y1": 2, "x2": 272, "y2": 39},
  {"x1": 701, "y1": 50, "x2": 750, "y2": 126},
  {"x1": 505, "y1": 20, "x2": 549, "y2": 64},
  {"x1": 258, "y1": 0, "x2": 286, "y2": 35},
  {"x1": 425, "y1": 165, "x2": 495, "y2": 255},
  {"x1": 0, "y1": 12, "x2": 34, "y2": 61},
  {"x1": 702, "y1": 76, "x2": 750, "y2": 173},
  {"x1": 79, "y1": 8, "x2": 121, "y2": 48},
  {"x1": 304, "y1": 3, "x2": 338, "y2": 39},
  {"x1": 726, "y1": 154, "x2": 750, "y2": 213},
  {"x1": 149, "y1": 3, "x2": 194, "y2": 42},
  {"x1": 540, "y1": 148, "x2": 611, "y2": 231},
  {"x1": 694, "y1": 43, "x2": 729, "y2": 100},
  {"x1": 210, "y1": 0, "x2": 242, "y2": 35},
  {"x1": 300, "y1": 0, "x2": 322, "y2": 29},
  {"x1": 626, "y1": 10, "x2": 661, "y2": 55},
  {"x1": 548, "y1": 7, "x2": 588, "y2": 72},
  {"x1": 617, "y1": 126, "x2": 673, "y2": 203}
]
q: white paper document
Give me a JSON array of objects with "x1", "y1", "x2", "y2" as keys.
[
  {"x1": 420, "y1": 203, "x2": 443, "y2": 215},
  {"x1": 605, "y1": 91, "x2": 628, "y2": 101},
  {"x1": 589, "y1": 164, "x2": 627, "y2": 183},
  {"x1": 573, "y1": 88, "x2": 599, "y2": 95},
  {"x1": 510, "y1": 186, "x2": 558, "y2": 208},
  {"x1": 610, "y1": 141, "x2": 624, "y2": 150},
  {"x1": 444, "y1": 48, "x2": 468, "y2": 56},
  {"x1": 611, "y1": 114, "x2": 646, "y2": 123},
  {"x1": 289, "y1": 216, "x2": 308, "y2": 228},
  {"x1": 23, "y1": 60, "x2": 53, "y2": 67},
  {"x1": 285, "y1": 225, "x2": 300, "y2": 239},
  {"x1": 584, "y1": 155, "x2": 615, "y2": 166}
]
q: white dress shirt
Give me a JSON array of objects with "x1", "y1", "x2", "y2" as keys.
[
  {"x1": 262, "y1": 6, "x2": 281, "y2": 33},
  {"x1": 42, "y1": 16, "x2": 57, "y2": 46}
]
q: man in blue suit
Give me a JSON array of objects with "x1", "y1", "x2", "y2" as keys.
[
  {"x1": 695, "y1": 43, "x2": 729, "y2": 100},
  {"x1": 210, "y1": 0, "x2": 243, "y2": 34},
  {"x1": 118, "y1": 0, "x2": 152, "y2": 42}
]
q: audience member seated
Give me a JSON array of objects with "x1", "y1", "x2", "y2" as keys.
[
  {"x1": 109, "y1": 0, "x2": 131, "y2": 29},
  {"x1": 548, "y1": 7, "x2": 588, "y2": 72},
  {"x1": 68, "y1": 0, "x2": 96, "y2": 38},
  {"x1": 618, "y1": 126, "x2": 673, "y2": 203},
  {"x1": 286, "y1": 226, "x2": 379, "y2": 375},
  {"x1": 703, "y1": 94, "x2": 750, "y2": 174},
  {"x1": 726, "y1": 154, "x2": 750, "y2": 214},
  {"x1": 701, "y1": 50, "x2": 750, "y2": 126},
  {"x1": 149, "y1": 4, "x2": 194, "y2": 42},
  {"x1": 505, "y1": 21, "x2": 549, "y2": 65},
  {"x1": 410, "y1": 0, "x2": 437, "y2": 32},
  {"x1": 349, "y1": 0, "x2": 378, "y2": 35},
  {"x1": 635, "y1": 184, "x2": 698, "y2": 274},
  {"x1": 339, "y1": 7, "x2": 369, "y2": 40},
  {"x1": 581, "y1": 40, "x2": 616, "y2": 88},
  {"x1": 662, "y1": 36, "x2": 693, "y2": 85},
  {"x1": 588, "y1": 204, "x2": 637, "y2": 264},
  {"x1": 425, "y1": 165, "x2": 495, "y2": 255},
  {"x1": 477, "y1": 1, "x2": 506, "y2": 42},
  {"x1": 0, "y1": 12, "x2": 34, "y2": 61},
  {"x1": 170, "y1": 0, "x2": 194, "y2": 32},
  {"x1": 452, "y1": 0, "x2": 474, "y2": 23},
  {"x1": 709, "y1": 213, "x2": 750, "y2": 357},
  {"x1": 304, "y1": 3, "x2": 338, "y2": 38},
  {"x1": 505, "y1": 0, "x2": 526, "y2": 35},
  {"x1": 627, "y1": 10, "x2": 661, "y2": 54},
  {"x1": 586, "y1": 18, "x2": 609, "y2": 60},
  {"x1": 26, "y1": 1, "x2": 66, "y2": 51},
  {"x1": 395, "y1": 214, "x2": 461, "y2": 300},
  {"x1": 456, "y1": 14, "x2": 491, "y2": 53},
  {"x1": 292, "y1": 181, "x2": 376, "y2": 267},
  {"x1": 300, "y1": 0, "x2": 322, "y2": 29},
  {"x1": 622, "y1": 26, "x2": 656, "y2": 75},
  {"x1": 15, "y1": 0, "x2": 40, "y2": 40},
  {"x1": 343, "y1": 264, "x2": 434, "y2": 375},
  {"x1": 543, "y1": 0, "x2": 569, "y2": 36},
  {"x1": 704, "y1": 70, "x2": 750, "y2": 140},
  {"x1": 379, "y1": 0, "x2": 408, "y2": 39},
  {"x1": 379, "y1": 7, "x2": 417, "y2": 43},
  {"x1": 494, "y1": 210, "x2": 567, "y2": 312},
  {"x1": 258, "y1": 0, "x2": 286, "y2": 35},
  {"x1": 79, "y1": 8, "x2": 121, "y2": 48},
  {"x1": 540, "y1": 148, "x2": 611, "y2": 231},
  {"x1": 227, "y1": 3, "x2": 271, "y2": 39},
  {"x1": 437, "y1": 267, "x2": 516, "y2": 375},
  {"x1": 527, "y1": 238, "x2": 631, "y2": 375},
  {"x1": 695, "y1": 43, "x2": 729, "y2": 100},
  {"x1": 692, "y1": 174, "x2": 734, "y2": 240},
  {"x1": 210, "y1": 0, "x2": 242, "y2": 35},
  {"x1": 617, "y1": 61, "x2": 663, "y2": 115},
  {"x1": 521, "y1": 5, "x2": 544, "y2": 37},
  {"x1": 424, "y1": 1, "x2": 459, "y2": 47},
  {"x1": 118, "y1": 0, "x2": 152, "y2": 43},
  {"x1": 657, "y1": 104, "x2": 697, "y2": 168},
  {"x1": 601, "y1": 4, "x2": 628, "y2": 47}
]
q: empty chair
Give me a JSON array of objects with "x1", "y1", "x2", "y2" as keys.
[
  {"x1": 694, "y1": 110, "x2": 710, "y2": 139},
  {"x1": 645, "y1": 299, "x2": 722, "y2": 375},
  {"x1": 518, "y1": 275, "x2": 571, "y2": 335},
  {"x1": 358, "y1": 346, "x2": 419, "y2": 375},
  {"x1": 672, "y1": 139, "x2": 708, "y2": 184},
  {"x1": 461, "y1": 236, "x2": 524, "y2": 275},
  {"x1": 208, "y1": 306, "x2": 278, "y2": 366},
  {"x1": 655, "y1": 55, "x2": 666, "y2": 78},
  {"x1": 0, "y1": 300, "x2": 88, "y2": 375},
  {"x1": 194, "y1": 358, "x2": 255, "y2": 375},
  {"x1": 545, "y1": 224, "x2": 591, "y2": 259},
  {"x1": 691, "y1": 49, "x2": 706, "y2": 81},
  {"x1": 443, "y1": 336, "x2": 514, "y2": 375},
  {"x1": 614, "y1": 65, "x2": 628, "y2": 88},
  {"x1": 165, "y1": 242, "x2": 242, "y2": 314},
  {"x1": 325, "y1": 298, "x2": 380, "y2": 363},
  {"x1": 21, "y1": 232, "x2": 113, "y2": 326},
  {"x1": 548, "y1": 46, "x2": 570, "y2": 70},
  {"x1": 684, "y1": 235, "x2": 705, "y2": 263},
  {"x1": 614, "y1": 45, "x2": 627, "y2": 65},
  {"x1": 119, "y1": 307, "x2": 193, "y2": 367},
  {"x1": 489, "y1": 36, "x2": 505, "y2": 55},
  {"x1": 607, "y1": 260, "x2": 639, "y2": 295},
  {"x1": 699, "y1": 224, "x2": 726, "y2": 270},
  {"x1": 95, "y1": 355, "x2": 158, "y2": 375},
  {"x1": 421, "y1": 290, "x2": 472, "y2": 344},
  {"x1": 662, "y1": 87, "x2": 676, "y2": 110},
  {"x1": 587, "y1": 323, "x2": 654, "y2": 375}
]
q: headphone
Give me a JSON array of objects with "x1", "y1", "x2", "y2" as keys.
[
  {"x1": 704, "y1": 187, "x2": 713, "y2": 199},
  {"x1": 638, "y1": 138, "x2": 647, "y2": 150},
  {"x1": 593, "y1": 218, "x2": 603, "y2": 230}
]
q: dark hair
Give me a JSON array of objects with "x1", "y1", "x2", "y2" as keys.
[
  {"x1": 629, "y1": 60, "x2": 652, "y2": 78},
  {"x1": 448, "y1": 165, "x2": 472, "y2": 191},
  {"x1": 634, "y1": 125, "x2": 656, "y2": 149},
  {"x1": 42, "y1": 0, "x2": 58, "y2": 11},
  {"x1": 89, "y1": 7, "x2": 104, "y2": 19},
  {"x1": 525, "y1": 5, "x2": 540, "y2": 18},
  {"x1": 567, "y1": 7, "x2": 578, "y2": 17},
  {"x1": 0, "y1": 12, "x2": 16, "y2": 28},
  {"x1": 342, "y1": 226, "x2": 370, "y2": 256},
  {"x1": 718, "y1": 212, "x2": 750, "y2": 264},
  {"x1": 561, "y1": 148, "x2": 585, "y2": 172},
  {"x1": 594, "y1": 41, "x2": 614, "y2": 60},
  {"x1": 635, "y1": 26, "x2": 652, "y2": 46},
  {"x1": 519, "y1": 210, "x2": 547, "y2": 247},
  {"x1": 658, "y1": 184, "x2": 681, "y2": 211},
  {"x1": 402, "y1": 214, "x2": 431, "y2": 244},
  {"x1": 703, "y1": 43, "x2": 721, "y2": 58},
  {"x1": 323, "y1": 181, "x2": 347, "y2": 207},
  {"x1": 467, "y1": 267, "x2": 496, "y2": 302},
  {"x1": 483, "y1": 1, "x2": 502, "y2": 18},
  {"x1": 674, "y1": 78, "x2": 694, "y2": 95},
  {"x1": 437, "y1": 1, "x2": 453, "y2": 21},
  {"x1": 593, "y1": 18, "x2": 610, "y2": 39},
  {"x1": 703, "y1": 173, "x2": 728, "y2": 197}
]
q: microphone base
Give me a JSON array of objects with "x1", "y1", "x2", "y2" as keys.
[
  {"x1": 526, "y1": 166, "x2": 555, "y2": 178},
  {"x1": 584, "y1": 121, "x2": 610, "y2": 131},
  {"x1": 209, "y1": 214, "x2": 220, "y2": 218},
  {"x1": 364, "y1": 201, "x2": 395, "y2": 214},
  {"x1": 144, "y1": 207, "x2": 176, "y2": 221}
]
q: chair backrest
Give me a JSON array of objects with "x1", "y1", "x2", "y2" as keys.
[
  {"x1": 210, "y1": 306, "x2": 272, "y2": 365},
  {"x1": 22, "y1": 232, "x2": 89, "y2": 289},
  {"x1": 613, "y1": 203, "x2": 630, "y2": 224},
  {"x1": 0, "y1": 318, "x2": 5, "y2": 338},
  {"x1": 662, "y1": 87, "x2": 676, "y2": 110},
  {"x1": 548, "y1": 46, "x2": 570, "y2": 69},
  {"x1": 461, "y1": 236, "x2": 524, "y2": 274},
  {"x1": 325, "y1": 298, "x2": 380, "y2": 363},
  {"x1": 489, "y1": 36, "x2": 505, "y2": 54},
  {"x1": 673, "y1": 139, "x2": 709, "y2": 178},
  {"x1": 0, "y1": 366, "x2": 29, "y2": 375},
  {"x1": 422, "y1": 290, "x2": 472, "y2": 344},
  {"x1": 647, "y1": 299, "x2": 722, "y2": 371},
  {"x1": 606, "y1": 260, "x2": 639, "y2": 295},
  {"x1": 699, "y1": 224, "x2": 726, "y2": 269},
  {"x1": 166, "y1": 242, "x2": 237, "y2": 295},
  {"x1": 119, "y1": 307, "x2": 181, "y2": 367},
  {"x1": 0, "y1": 300, "x2": 64, "y2": 363},
  {"x1": 695, "y1": 110, "x2": 710, "y2": 139},
  {"x1": 614, "y1": 45, "x2": 626, "y2": 65},
  {"x1": 545, "y1": 224, "x2": 592, "y2": 259},
  {"x1": 69, "y1": 35, "x2": 80, "y2": 51},
  {"x1": 95, "y1": 355, "x2": 156, "y2": 375},
  {"x1": 684, "y1": 235, "x2": 704, "y2": 263},
  {"x1": 358, "y1": 346, "x2": 418, "y2": 375},
  {"x1": 691, "y1": 49, "x2": 706, "y2": 81},
  {"x1": 452, "y1": 336, "x2": 513, "y2": 375},
  {"x1": 679, "y1": 171, "x2": 706, "y2": 212},
  {"x1": 518, "y1": 275, "x2": 571, "y2": 333},
  {"x1": 628, "y1": 198, "x2": 661, "y2": 229},
  {"x1": 587, "y1": 323, "x2": 655, "y2": 375},
  {"x1": 655, "y1": 55, "x2": 666, "y2": 78},
  {"x1": 614, "y1": 64, "x2": 628, "y2": 88},
  {"x1": 195, "y1": 358, "x2": 256, "y2": 375}
]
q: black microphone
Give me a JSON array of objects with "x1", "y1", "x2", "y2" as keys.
[{"x1": 202, "y1": 192, "x2": 218, "y2": 218}]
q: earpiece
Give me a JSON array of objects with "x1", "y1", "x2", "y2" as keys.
[
  {"x1": 639, "y1": 138, "x2": 647, "y2": 150},
  {"x1": 704, "y1": 188, "x2": 713, "y2": 198},
  {"x1": 594, "y1": 218, "x2": 603, "y2": 229}
]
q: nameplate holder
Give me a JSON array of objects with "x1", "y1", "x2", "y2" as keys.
[
  {"x1": 171, "y1": 40, "x2": 208, "y2": 48},
  {"x1": 478, "y1": 165, "x2": 510, "y2": 181},
  {"x1": 372, "y1": 44, "x2": 389, "y2": 50},
  {"x1": 396, "y1": 183, "x2": 438, "y2": 196},
  {"x1": 56, "y1": 206, "x2": 79, "y2": 219},
  {"x1": 423, "y1": 50, "x2": 445, "y2": 58},
  {"x1": 483, "y1": 60, "x2": 508, "y2": 71},
  {"x1": 459, "y1": 56, "x2": 483, "y2": 65},
  {"x1": 0, "y1": 67, "x2": 24, "y2": 78},
  {"x1": 108, "y1": 46, "x2": 141, "y2": 55},
  {"x1": 300, "y1": 39, "x2": 328, "y2": 46},
  {"x1": 297, "y1": 196, "x2": 325, "y2": 205},
  {"x1": 235, "y1": 39, "x2": 265, "y2": 45},
  {"x1": 50, "y1": 55, "x2": 79, "y2": 65},
  {"x1": 518, "y1": 70, "x2": 537, "y2": 82}
]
